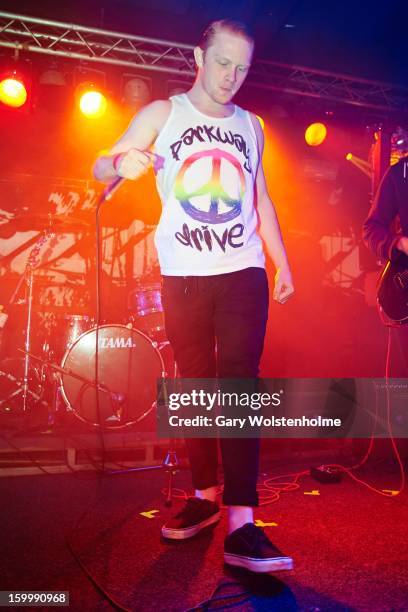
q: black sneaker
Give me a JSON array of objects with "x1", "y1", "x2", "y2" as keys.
[
  {"x1": 161, "y1": 497, "x2": 221, "y2": 540},
  {"x1": 224, "y1": 523, "x2": 294, "y2": 573}
]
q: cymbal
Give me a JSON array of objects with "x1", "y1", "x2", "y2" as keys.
[
  {"x1": 13, "y1": 214, "x2": 90, "y2": 231},
  {"x1": 31, "y1": 276, "x2": 83, "y2": 287},
  {"x1": 9, "y1": 302, "x2": 92, "y2": 315},
  {"x1": 32, "y1": 304, "x2": 92, "y2": 315}
]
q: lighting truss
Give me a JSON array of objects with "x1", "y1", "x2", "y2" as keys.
[{"x1": 1, "y1": 11, "x2": 407, "y2": 113}]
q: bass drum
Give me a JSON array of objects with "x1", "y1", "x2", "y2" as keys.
[{"x1": 60, "y1": 324, "x2": 165, "y2": 429}]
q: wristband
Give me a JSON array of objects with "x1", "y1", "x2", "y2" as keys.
[{"x1": 112, "y1": 153, "x2": 123, "y2": 175}]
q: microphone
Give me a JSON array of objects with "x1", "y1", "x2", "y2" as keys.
[
  {"x1": 101, "y1": 175, "x2": 125, "y2": 202},
  {"x1": 98, "y1": 152, "x2": 165, "y2": 204}
]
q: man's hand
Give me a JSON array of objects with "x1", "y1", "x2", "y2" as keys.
[
  {"x1": 396, "y1": 236, "x2": 408, "y2": 256},
  {"x1": 113, "y1": 148, "x2": 154, "y2": 180},
  {"x1": 273, "y1": 267, "x2": 295, "y2": 304}
]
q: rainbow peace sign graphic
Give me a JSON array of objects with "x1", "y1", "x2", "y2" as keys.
[{"x1": 174, "y1": 148, "x2": 246, "y2": 224}]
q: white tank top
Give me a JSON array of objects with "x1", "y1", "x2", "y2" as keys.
[{"x1": 153, "y1": 93, "x2": 265, "y2": 276}]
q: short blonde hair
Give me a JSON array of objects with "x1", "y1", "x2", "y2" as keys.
[{"x1": 198, "y1": 19, "x2": 254, "y2": 53}]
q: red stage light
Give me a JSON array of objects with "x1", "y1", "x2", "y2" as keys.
[{"x1": 0, "y1": 75, "x2": 28, "y2": 108}]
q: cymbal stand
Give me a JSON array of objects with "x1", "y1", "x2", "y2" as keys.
[{"x1": 7, "y1": 228, "x2": 55, "y2": 412}]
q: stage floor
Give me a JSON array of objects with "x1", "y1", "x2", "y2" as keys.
[{"x1": 1, "y1": 455, "x2": 407, "y2": 611}]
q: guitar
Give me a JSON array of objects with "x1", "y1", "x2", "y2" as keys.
[{"x1": 377, "y1": 252, "x2": 408, "y2": 324}]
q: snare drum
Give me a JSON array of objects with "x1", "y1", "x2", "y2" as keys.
[{"x1": 60, "y1": 324, "x2": 165, "y2": 429}]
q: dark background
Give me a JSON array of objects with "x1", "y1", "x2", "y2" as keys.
[{"x1": 1, "y1": 0, "x2": 407, "y2": 86}]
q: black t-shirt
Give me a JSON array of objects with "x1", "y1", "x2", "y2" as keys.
[{"x1": 363, "y1": 156, "x2": 408, "y2": 261}]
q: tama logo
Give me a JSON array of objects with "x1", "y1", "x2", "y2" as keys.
[{"x1": 98, "y1": 337, "x2": 136, "y2": 348}]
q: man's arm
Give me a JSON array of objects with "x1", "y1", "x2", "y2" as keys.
[
  {"x1": 93, "y1": 99, "x2": 171, "y2": 183},
  {"x1": 362, "y1": 162, "x2": 408, "y2": 260},
  {"x1": 250, "y1": 114, "x2": 294, "y2": 303}
]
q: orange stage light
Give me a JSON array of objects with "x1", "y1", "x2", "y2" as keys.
[
  {"x1": 305, "y1": 122, "x2": 327, "y2": 146},
  {"x1": 79, "y1": 89, "x2": 107, "y2": 118},
  {"x1": 0, "y1": 76, "x2": 28, "y2": 108}
]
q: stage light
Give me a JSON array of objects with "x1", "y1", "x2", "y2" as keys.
[
  {"x1": 168, "y1": 85, "x2": 187, "y2": 97},
  {"x1": 346, "y1": 153, "x2": 371, "y2": 177},
  {"x1": 39, "y1": 69, "x2": 66, "y2": 87},
  {"x1": 74, "y1": 68, "x2": 107, "y2": 118},
  {"x1": 36, "y1": 66, "x2": 69, "y2": 114},
  {"x1": 0, "y1": 75, "x2": 27, "y2": 108},
  {"x1": 79, "y1": 89, "x2": 107, "y2": 118},
  {"x1": 121, "y1": 75, "x2": 152, "y2": 110},
  {"x1": 256, "y1": 115, "x2": 265, "y2": 130},
  {"x1": 166, "y1": 79, "x2": 191, "y2": 98},
  {"x1": 305, "y1": 122, "x2": 327, "y2": 147}
]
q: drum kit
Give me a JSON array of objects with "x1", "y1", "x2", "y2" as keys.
[{"x1": 0, "y1": 216, "x2": 175, "y2": 431}]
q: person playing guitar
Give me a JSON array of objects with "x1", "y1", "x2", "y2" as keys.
[{"x1": 363, "y1": 154, "x2": 408, "y2": 368}]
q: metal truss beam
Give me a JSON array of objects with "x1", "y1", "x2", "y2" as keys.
[{"x1": 0, "y1": 11, "x2": 407, "y2": 113}]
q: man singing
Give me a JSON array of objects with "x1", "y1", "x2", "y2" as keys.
[{"x1": 94, "y1": 19, "x2": 294, "y2": 573}]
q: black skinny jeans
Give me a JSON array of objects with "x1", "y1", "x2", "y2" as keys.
[
  {"x1": 161, "y1": 266, "x2": 269, "y2": 507},
  {"x1": 396, "y1": 326, "x2": 408, "y2": 373}
]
